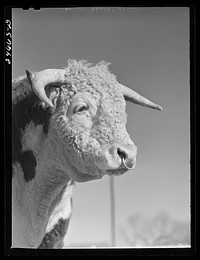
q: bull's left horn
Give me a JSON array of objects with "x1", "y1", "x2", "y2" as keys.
[
  {"x1": 26, "y1": 69, "x2": 66, "y2": 107},
  {"x1": 120, "y1": 83, "x2": 163, "y2": 111}
]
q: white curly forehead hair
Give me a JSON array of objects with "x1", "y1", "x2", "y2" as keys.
[{"x1": 61, "y1": 59, "x2": 123, "y2": 100}]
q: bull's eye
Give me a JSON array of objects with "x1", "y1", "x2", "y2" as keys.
[{"x1": 73, "y1": 104, "x2": 88, "y2": 114}]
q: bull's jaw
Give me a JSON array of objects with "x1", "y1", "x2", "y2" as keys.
[{"x1": 62, "y1": 159, "x2": 105, "y2": 182}]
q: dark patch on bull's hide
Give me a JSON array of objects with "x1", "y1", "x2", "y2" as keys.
[
  {"x1": 12, "y1": 92, "x2": 52, "y2": 181},
  {"x1": 20, "y1": 151, "x2": 37, "y2": 182},
  {"x1": 38, "y1": 218, "x2": 70, "y2": 249}
]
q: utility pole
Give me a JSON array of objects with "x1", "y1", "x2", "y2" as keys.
[{"x1": 110, "y1": 175, "x2": 116, "y2": 247}]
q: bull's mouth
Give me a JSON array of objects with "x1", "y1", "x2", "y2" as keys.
[{"x1": 106, "y1": 167, "x2": 129, "y2": 176}]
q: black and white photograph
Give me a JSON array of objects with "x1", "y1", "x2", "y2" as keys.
[{"x1": 5, "y1": 6, "x2": 195, "y2": 255}]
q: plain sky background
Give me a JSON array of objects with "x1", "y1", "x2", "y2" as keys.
[{"x1": 12, "y1": 7, "x2": 190, "y2": 247}]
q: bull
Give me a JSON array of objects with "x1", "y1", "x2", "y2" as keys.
[{"x1": 12, "y1": 60, "x2": 162, "y2": 248}]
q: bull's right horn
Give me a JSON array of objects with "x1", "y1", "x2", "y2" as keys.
[{"x1": 26, "y1": 69, "x2": 66, "y2": 107}]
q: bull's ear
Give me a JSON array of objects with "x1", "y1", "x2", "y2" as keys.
[
  {"x1": 26, "y1": 70, "x2": 34, "y2": 86},
  {"x1": 25, "y1": 69, "x2": 66, "y2": 108},
  {"x1": 45, "y1": 85, "x2": 61, "y2": 108}
]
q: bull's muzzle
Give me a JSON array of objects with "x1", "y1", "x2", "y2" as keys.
[
  {"x1": 95, "y1": 143, "x2": 137, "y2": 171},
  {"x1": 116, "y1": 144, "x2": 137, "y2": 170}
]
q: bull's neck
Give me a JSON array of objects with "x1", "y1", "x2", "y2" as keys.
[
  {"x1": 12, "y1": 159, "x2": 74, "y2": 248},
  {"x1": 31, "y1": 163, "x2": 73, "y2": 224}
]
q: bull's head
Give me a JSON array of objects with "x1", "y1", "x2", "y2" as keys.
[{"x1": 26, "y1": 60, "x2": 162, "y2": 182}]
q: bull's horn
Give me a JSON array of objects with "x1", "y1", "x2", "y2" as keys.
[
  {"x1": 26, "y1": 69, "x2": 66, "y2": 107},
  {"x1": 120, "y1": 83, "x2": 163, "y2": 111}
]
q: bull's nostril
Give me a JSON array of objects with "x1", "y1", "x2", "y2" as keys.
[{"x1": 117, "y1": 148, "x2": 127, "y2": 160}]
